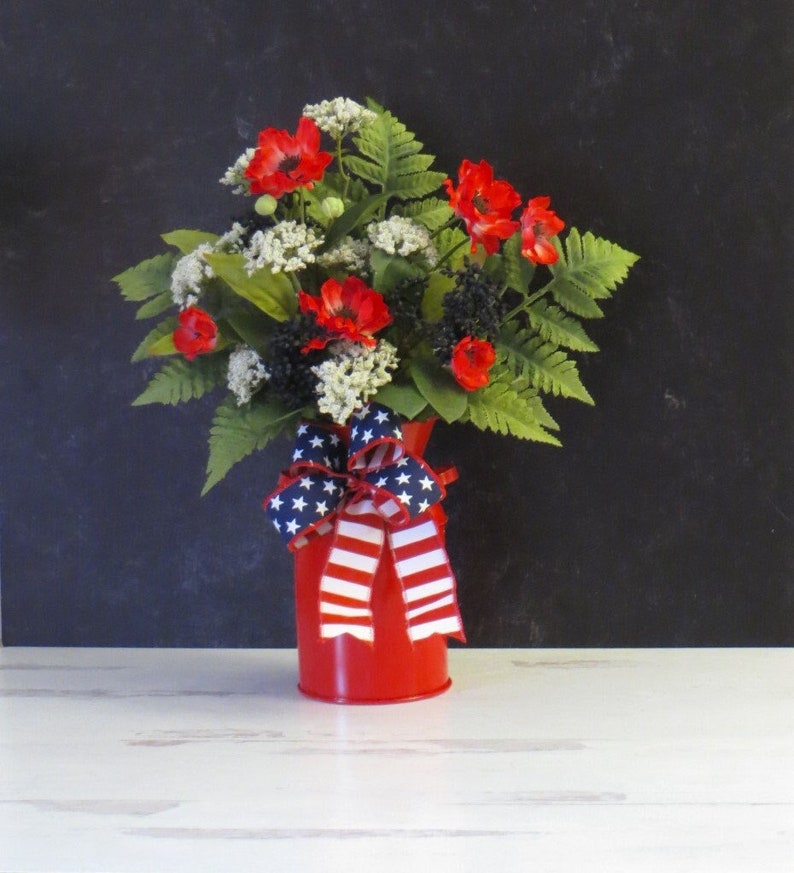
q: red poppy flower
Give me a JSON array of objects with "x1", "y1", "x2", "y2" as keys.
[
  {"x1": 244, "y1": 116, "x2": 333, "y2": 198},
  {"x1": 298, "y1": 276, "x2": 392, "y2": 351},
  {"x1": 444, "y1": 159, "x2": 521, "y2": 254},
  {"x1": 520, "y1": 196, "x2": 565, "y2": 265},
  {"x1": 173, "y1": 306, "x2": 218, "y2": 360},
  {"x1": 450, "y1": 336, "x2": 497, "y2": 391}
]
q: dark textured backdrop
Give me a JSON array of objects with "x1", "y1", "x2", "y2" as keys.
[{"x1": 1, "y1": 0, "x2": 791, "y2": 646}]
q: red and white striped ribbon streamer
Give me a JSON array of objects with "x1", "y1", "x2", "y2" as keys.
[{"x1": 318, "y1": 497, "x2": 464, "y2": 643}]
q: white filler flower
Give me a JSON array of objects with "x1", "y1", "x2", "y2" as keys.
[
  {"x1": 302, "y1": 98, "x2": 377, "y2": 138},
  {"x1": 312, "y1": 340, "x2": 399, "y2": 425},
  {"x1": 318, "y1": 236, "x2": 371, "y2": 274},
  {"x1": 367, "y1": 216, "x2": 438, "y2": 264},
  {"x1": 170, "y1": 244, "x2": 215, "y2": 308},
  {"x1": 219, "y1": 147, "x2": 255, "y2": 194},
  {"x1": 227, "y1": 345, "x2": 270, "y2": 405},
  {"x1": 244, "y1": 221, "x2": 324, "y2": 275}
]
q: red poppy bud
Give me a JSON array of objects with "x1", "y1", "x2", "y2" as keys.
[
  {"x1": 450, "y1": 336, "x2": 496, "y2": 391},
  {"x1": 173, "y1": 306, "x2": 218, "y2": 361}
]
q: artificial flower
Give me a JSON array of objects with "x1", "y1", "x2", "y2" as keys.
[
  {"x1": 520, "y1": 196, "x2": 565, "y2": 265},
  {"x1": 444, "y1": 159, "x2": 521, "y2": 254},
  {"x1": 450, "y1": 336, "x2": 496, "y2": 391},
  {"x1": 298, "y1": 276, "x2": 392, "y2": 351},
  {"x1": 172, "y1": 306, "x2": 218, "y2": 360},
  {"x1": 244, "y1": 117, "x2": 332, "y2": 198}
]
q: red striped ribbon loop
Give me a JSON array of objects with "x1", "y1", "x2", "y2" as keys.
[{"x1": 264, "y1": 403, "x2": 465, "y2": 645}]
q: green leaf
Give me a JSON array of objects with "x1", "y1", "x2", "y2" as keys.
[
  {"x1": 224, "y1": 309, "x2": 277, "y2": 357},
  {"x1": 347, "y1": 107, "x2": 446, "y2": 200},
  {"x1": 398, "y1": 197, "x2": 455, "y2": 232},
  {"x1": 204, "y1": 252, "x2": 296, "y2": 322},
  {"x1": 132, "y1": 355, "x2": 227, "y2": 406},
  {"x1": 421, "y1": 271, "x2": 456, "y2": 321},
  {"x1": 131, "y1": 317, "x2": 178, "y2": 362},
  {"x1": 464, "y1": 373, "x2": 561, "y2": 445},
  {"x1": 526, "y1": 300, "x2": 599, "y2": 352},
  {"x1": 496, "y1": 323, "x2": 594, "y2": 405},
  {"x1": 545, "y1": 228, "x2": 639, "y2": 316},
  {"x1": 135, "y1": 290, "x2": 174, "y2": 320},
  {"x1": 162, "y1": 229, "x2": 220, "y2": 255},
  {"x1": 202, "y1": 395, "x2": 300, "y2": 494},
  {"x1": 322, "y1": 192, "x2": 390, "y2": 250},
  {"x1": 502, "y1": 230, "x2": 535, "y2": 293},
  {"x1": 409, "y1": 356, "x2": 468, "y2": 423},
  {"x1": 113, "y1": 253, "x2": 176, "y2": 302},
  {"x1": 370, "y1": 249, "x2": 423, "y2": 293},
  {"x1": 373, "y1": 380, "x2": 428, "y2": 419}
]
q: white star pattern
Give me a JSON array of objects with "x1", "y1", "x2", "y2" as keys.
[
  {"x1": 270, "y1": 494, "x2": 283, "y2": 511},
  {"x1": 362, "y1": 428, "x2": 374, "y2": 442},
  {"x1": 292, "y1": 448, "x2": 304, "y2": 461},
  {"x1": 292, "y1": 496, "x2": 307, "y2": 512},
  {"x1": 299, "y1": 477, "x2": 314, "y2": 490},
  {"x1": 393, "y1": 427, "x2": 402, "y2": 439},
  {"x1": 397, "y1": 490, "x2": 412, "y2": 505},
  {"x1": 375, "y1": 409, "x2": 389, "y2": 424},
  {"x1": 396, "y1": 457, "x2": 409, "y2": 467},
  {"x1": 297, "y1": 425, "x2": 308, "y2": 435},
  {"x1": 350, "y1": 425, "x2": 358, "y2": 439},
  {"x1": 418, "y1": 499, "x2": 430, "y2": 513},
  {"x1": 309, "y1": 435, "x2": 325, "y2": 449},
  {"x1": 285, "y1": 519, "x2": 300, "y2": 535},
  {"x1": 329, "y1": 433, "x2": 340, "y2": 446},
  {"x1": 272, "y1": 518, "x2": 282, "y2": 531},
  {"x1": 375, "y1": 476, "x2": 389, "y2": 488},
  {"x1": 395, "y1": 472, "x2": 411, "y2": 485},
  {"x1": 315, "y1": 500, "x2": 329, "y2": 515},
  {"x1": 419, "y1": 475, "x2": 434, "y2": 491},
  {"x1": 322, "y1": 479, "x2": 338, "y2": 495}
]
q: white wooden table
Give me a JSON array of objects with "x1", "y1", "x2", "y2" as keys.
[{"x1": 1, "y1": 648, "x2": 792, "y2": 872}]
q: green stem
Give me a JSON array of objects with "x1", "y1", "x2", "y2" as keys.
[
  {"x1": 336, "y1": 136, "x2": 350, "y2": 199},
  {"x1": 502, "y1": 284, "x2": 550, "y2": 323},
  {"x1": 429, "y1": 216, "x2": 459, "y2": 240}
]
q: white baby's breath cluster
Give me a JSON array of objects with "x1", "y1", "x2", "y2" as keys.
[
  {"x1": 219, "y1": 147, "x2": 255, "y2": 194},
  {"x1": 302, "y1": 98, "x2": 377, "y2": 139},
  {"x1": 244, "y1": 221, "x2": 324, "y2": 275},
  {"x1": 318, "y1": 235, "x2": 371, "y2": 274},
  {"x1": 170, "y1": 244, "x2": 215, "y2": 308},
  {"x1": 367, "y1": 216, "x2": 438, "y2": 264},
  {"x1": 170, "y1": 223, "x2": 248, "y2": 308},
  {"x1": 312, "y1": 340, "x2": 399, "y2": 425},
  {"x1": 227, "y1": 345, "x2": 270, "y2": 406}
]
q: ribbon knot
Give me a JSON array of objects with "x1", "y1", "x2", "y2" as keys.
[{"x1": 264, "y1": 403, "x2": 465, "y2": 644}]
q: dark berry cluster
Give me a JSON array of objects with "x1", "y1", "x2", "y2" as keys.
[
  {"x1": 430, "y1": 261, "x2": 507, "y2": 362},
  {"x1": 266, "y1": 314, "x2": 325, "y2": 409},
  {"x1": 386, "y1": 275, "x2": 427, "y2": 335}
]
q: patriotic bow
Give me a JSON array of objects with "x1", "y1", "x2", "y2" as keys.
[{"x1": 264, "y1": 403, "x2": 465, "y2": 644}]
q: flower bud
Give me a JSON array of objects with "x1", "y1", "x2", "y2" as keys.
[
  {"x1": 321, "y1": 197, "x2": 345, "y2": 219},
  {"x1": 254, "y1": 194, "x2": 278, "y2": 216}
]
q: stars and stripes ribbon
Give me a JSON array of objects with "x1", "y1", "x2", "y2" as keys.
[{"x1": 264, "y1": 403, "x2": 465, "y2": 644}]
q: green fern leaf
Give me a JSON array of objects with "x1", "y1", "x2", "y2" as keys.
[
  {"x1": 464, "y1": 374, "x2": 561, "y2": 445},
  {"x1": 546, "y1": 228, "x2": 639, "y2": 314},
  {"x1": 527, "y1": 300, "x2": 599, "y2": 352},
  {"x1": 202, "y1": 395, "x2": 300, "y2": 494},
  {"x1": 347, "y1": 108, "x2": 446, "y2": 200},
  {"x1": 398, "y1": 197, "x2": 455, "y2": 232},
  {"x1": 496, "y1": 324, "x2": 594, "y2": 404},
  {"x1": 131, "y1": 317, "x2": 178, "y2": 362},
  {"x1": 113, "y1": 253, "x2": 176, "y2": 302},
  {"x1": 132, "y1": 355, "x2": 227, "y2": 406}
]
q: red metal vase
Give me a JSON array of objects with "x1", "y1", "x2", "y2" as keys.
[{"x1": 293, "y1": 418, "x2": 452, "y2": 704}]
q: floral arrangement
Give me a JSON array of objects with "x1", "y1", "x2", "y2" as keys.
[{"x1": 114, "y1": 98, "x2": 638, "y2": 494}]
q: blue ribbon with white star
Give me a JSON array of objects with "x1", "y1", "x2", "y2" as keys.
[{"x1": 264, "y1": 403, "x2": 446, "y2": 550}]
